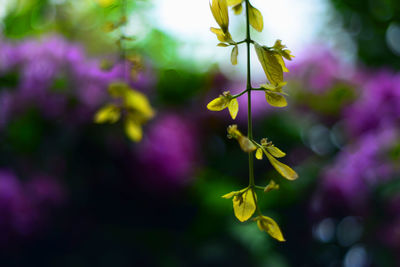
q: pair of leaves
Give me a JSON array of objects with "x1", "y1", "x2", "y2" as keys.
[
  {"x1": 94, "y1": 82, "x2": 154, "y2": 142},
  {"x1": 222, "y1": 188, "x2": 256, "y2": 222},
  {"x1": 227, "y1": 0, "x2": 263, "y2": 32},
  {"x1": 223, "y1": 188, "x2": 285, "y2": 242},
  {"x1": 210, "y1": 0, "x2": 235, "y2": 45},
  {"x1": 255, "y1": 140, "x2": 298, "y2": 181},
  {"x1": 95, "y1": 106, "x2": 144, "y2": 142},
  {"x1": 211, "y1": 28, "x2": 234, "y2": 44},
  {"x1": 254, "y1": 215, "x2": 285, "y2": 242},
  {"x1": 207, "y1": 91, "x2": 239, "y2": 119}
]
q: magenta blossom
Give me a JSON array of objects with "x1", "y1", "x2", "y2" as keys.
[{"x1": 137, "y1": 113, "x2": 199, "y2": 186}]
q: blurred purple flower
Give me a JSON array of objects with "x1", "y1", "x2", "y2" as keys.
[
  {"x1": 0, "y1": 170, "x2": 65, "y2": 239},
  {"x1": 343, "y1": 70, "x2": 400, "y2": 137},
  {"x1": 314, "y1": 128, "x2": 396, "y2": 213},
  {"x1": 137, "y1": 114, "x2": 199, "y2": 186},
  {"x1": 0, "y1": 35, "x2": 151, "y2": 128},
  {"x1": 25, "y1": 175, "x2": 66, "y2": 207},
  {"x1": 288, "y1": 45, "x2": 357, "y2": 94},
  {"x1": 0, "y1": 41, "x2": 21, "y2": 71}
]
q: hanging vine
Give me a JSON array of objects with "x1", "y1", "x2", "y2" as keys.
[{"x1": 207, "y1": 0, "x2": 298, "y2": 241}]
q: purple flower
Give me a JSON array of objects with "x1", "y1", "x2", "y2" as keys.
[
  {"x1": 288, "y1": 45, "x2": 356, "y2": 94},
  {"x1": 0, "y1": 41, "x2": 21, "y2": 71},
  {"x1": 0, "y1": 170, "x2": 65, "y2": 239},
  {"x1": 315, "y1": 128, "x2": 397, "y2": 213},
  {"x1": 25, "y1": 175, "x2": 66, "y2": 208},
  {"x1": 137, "y1": 114, "x2": 199, "y2": 186},
  {"x1": 0, "y1": 35, "x2": 152, "y2": 128},
  {"x1": 343, "y1": 70, "x2": 400, "y2": 137},
  {"x1": 0, "y1": 170, "x2": 37, "y2": 236}
]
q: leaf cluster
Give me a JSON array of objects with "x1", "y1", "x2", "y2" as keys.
[{"x1": 94, "y1": 82, "x2": 155, "y2": 142}]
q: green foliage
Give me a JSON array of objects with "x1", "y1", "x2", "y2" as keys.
[
  {"x1": 156, "y1": 69, "x2": 207, "y2": 105},
  {"x1": 5, "y1": 110, "x2": 45, "y2": 154},
  {"x1": 330, "y1": 0, "x2": 400, "y2": 69}
]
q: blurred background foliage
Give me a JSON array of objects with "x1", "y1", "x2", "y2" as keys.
[{"x1": 0, "y1": 0, "x2": 400, "y2": 266}]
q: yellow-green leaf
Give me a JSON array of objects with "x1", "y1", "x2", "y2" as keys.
[
  {"x1": 266, "y1": 145, "x2": 286, "y2": 158},
  {"x1": 254, "y1": 43, "x2": 283, "y2": 85},
  {"x1": 260, "y1": 83, "x2": 276, "y2": 91},
  {"x1": 227, "y1": 124, "x2": 242, "y2": 139},
  {"x1": 231, "y1": 45, "x2": 239, "y2": 65},
  {"x1": 255, "y1": 148, "x2": 263, "y2": 160},
  {"x1": 238, "y1": 136, "x2": 257, "y2": 152},
  {"x1": 249, "y1": 4, "x2": 263, "y2": 32},
  {"x1": 282, "y1": 49, "x2": 295, "y2": 60},
  {"x1": 210, "y1": 0, "x2": 229, "y2": 33},
  {"x1": 272, "y1": 40, "x2": 294, "y2": 60},
  {"x1": 222, "y1": 191, "x2": 237, "y2": 199},
  {"x1": 222, "y1": 187, "x2": 248, "y2": 199},
  {"x1": 124, "y1": 90, "x2": 155, "y2": 119},
  {"x1": 207, "y1": 96, "x2": 229, "y2": 111},
  {"x1": 210, "y1": 27, "x2": 233, "y2": 43},
  {"x1": 260, "y1": 82, "x2": 287, "y2": 94},
  {"x1": 227, "y1": 0, "x2": 242, "y2": 6},
  {"x1": 228, "y1": 98, "x2": 239, "y2": 119},
  {"x1": 264, "y1": 180, "x2": 279, "y2": 193},
  {"x1": 124, "y1": 118, "x2": 142, "y2": 142},
  {"x1": 217, "y1": 43, "x2": 229, "y2": 47},
  {"x1": 256, "y1": 216, "x2": 286, "y2": 242},
  {"x1": 265, "y1": 152, "x2": 298, "y2": 180},
  {"x1": 94, "y1": 104, "x2": 120, "y2": 124},
  {"x1": 233, "y1": 189, "x2": 256, "y2": 222},
  {"x1": 265, "y1": 91, "x2": 287, "y2": 107},
  {"x1": 275, "y1": 54, "x2": 289, "y2": 72}
]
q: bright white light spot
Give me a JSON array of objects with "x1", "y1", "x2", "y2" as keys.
[
  {"x1": 386, "y1": 22, "x2": 400, "y2": 56},
  {"x1": 344, "y1": 245, "x2": 368, "y2": 267},
  {"x1": 0, "y1": 0, "x2": 14, "y2": 22},
  {"x1": 313, "y1": 218, "x2": 335, "y2": 243}
]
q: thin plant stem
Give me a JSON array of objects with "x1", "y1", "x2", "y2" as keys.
[
  {"x1": 244, "y1": 0, "x2": 262, "y2": 217},
  {"x1": 232, "y1": 89, "x2": 248, "y2": 99},
  {"x1": 254, "y1": 185, "x2": 265, "y2": 190},
  {"x1": 245, "y1": 0, "x2": 254, "y2": 188}
]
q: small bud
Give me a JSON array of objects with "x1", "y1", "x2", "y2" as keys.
[{"x1": 264, "y1": 180, "x2": 279, "y2": 193}]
